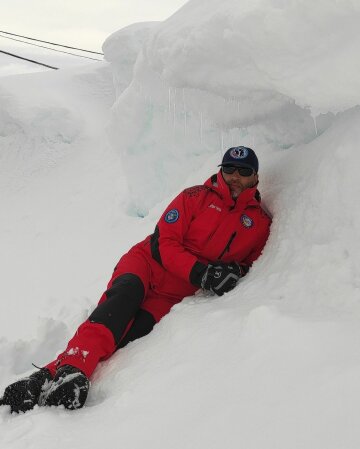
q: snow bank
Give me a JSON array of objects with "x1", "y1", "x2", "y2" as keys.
[
  {"x1": 105, "y1": 0, "x2": 360, "y2": 215},
  {"x1": 251, "y1": 106, "x2": 360, "y2": 317},
  {"x1": 0, "y1": 62, "x2": 130, "y2": 341},
  {"x1": 146, "y1": 0, "x2": 360, "y2": 112},
  {"x1": 103, "y1": 22, "x2": 159, "y2": 98},
  {"x1": 0, "y1": 63, "x2": 114, "y2": 193}
]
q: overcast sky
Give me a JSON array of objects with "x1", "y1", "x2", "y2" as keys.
[{"x1": 0, "y1": 0, "x2": 188, "y2": 76}]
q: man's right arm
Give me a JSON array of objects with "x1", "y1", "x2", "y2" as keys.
[{"x1": 150, "y1": 187, "x2": 207, "y2": 284}]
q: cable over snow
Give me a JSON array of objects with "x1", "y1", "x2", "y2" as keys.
[{"x1": 1, "y1": 0, "x2": 360, "y2": 448}]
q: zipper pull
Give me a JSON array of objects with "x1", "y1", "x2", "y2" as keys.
[{"x1": 218, "y1": 231, "x2": 237, "y2": 260}]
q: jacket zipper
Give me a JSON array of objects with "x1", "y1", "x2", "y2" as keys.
[{"x1": 218, "y1": 231, "x2": 237, "y2": 260}]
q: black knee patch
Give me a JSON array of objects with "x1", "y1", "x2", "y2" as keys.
[
  {"x1": 116, "y1": 309, "x2": 156, "y2": 350},
  {"x1": 89, "y1": 273, "x2": 145, "y2": 344}
]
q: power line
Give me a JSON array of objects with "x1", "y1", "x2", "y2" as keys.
[
  {"x1": 0, "y1": 50, "x2": 58, "y2": 70},
  {"x1": 0, "y1": 34, "x2": 103, "y2": 61},
  {"x1": 0, "y1": 30, "x2": 104, "y2": 55}
]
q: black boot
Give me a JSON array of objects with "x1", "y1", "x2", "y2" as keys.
[
  {"x1": 42, "y1": 365, "x2": 90, "y2": 410},
  {"x1": 0, "y1": 368, "x2": 53, "y2": 413}
]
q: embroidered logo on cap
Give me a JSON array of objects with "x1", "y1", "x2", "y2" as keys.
[
  {"x1": 230, "y1": 147, "x2": 249, "y2": 159},
  {"x1": 240, "y1": 214, "x2": 253, "y2": 228},
  {"x1": 165, "y1": 209, "x2": 179, "y2": 223}
]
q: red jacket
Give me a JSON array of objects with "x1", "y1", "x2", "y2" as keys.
[{"x1": 135, "y1": 170, "x2": 271, "y2": 299}]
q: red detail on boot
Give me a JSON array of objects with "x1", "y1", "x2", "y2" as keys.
[
  {"x1": 52, "y1": 321, "x2": 116, "y2": 378},
  {"x1": 45, "y1": 360, "x2": 58, "y2": 377}
]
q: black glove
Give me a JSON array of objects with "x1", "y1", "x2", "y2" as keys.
[{"x1": 199, "y1": 261, "x2": 249, "y2": 296}]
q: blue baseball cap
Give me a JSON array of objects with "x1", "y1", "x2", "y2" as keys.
[{"x1": 219, "y1": 146, "x2": 259, "y2": 173}]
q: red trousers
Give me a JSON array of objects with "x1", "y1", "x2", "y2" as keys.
[{"x1": 45, "y1": 244, "x2": 196, "y2": 378}]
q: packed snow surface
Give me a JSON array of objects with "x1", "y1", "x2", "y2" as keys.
[{"x1": 1, "y1": 0, "x2": 360, "y2": 448}]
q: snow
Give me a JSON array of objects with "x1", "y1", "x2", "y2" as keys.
[{"x1": 1, "y1": 0, "x2": 360, "y2": 447}]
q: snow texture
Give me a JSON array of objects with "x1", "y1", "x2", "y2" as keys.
[{"x1": 1, "y1": 0, "x2": 360, "y2": 448}]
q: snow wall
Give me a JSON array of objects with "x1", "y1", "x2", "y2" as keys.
[{"x1": 103, "y1": 0, "x2": 360, "y2": 215}]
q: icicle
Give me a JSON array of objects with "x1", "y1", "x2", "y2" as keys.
[
  {"x1": 168, "y1": 88, "x2": 171, "y2": 120},
  {"x1": 184, "y1": 110, "x2": 187, "y2": 137},
  {"x1": 312, "y1": 114, "x2": 318, "y2": 136},
  {"x1": 173, "y1": 88, "x2": 176, "y2": 130},
  {"x1": 182, "y1": 89, "x2": 187, "y2": 137}
]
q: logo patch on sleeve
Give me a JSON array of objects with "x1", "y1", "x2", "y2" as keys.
[
  {"x1": 165, "y1": 209, "x2": 179, "y2": 223},
  {"x1": 240, "y1": 214, "x2": 253, "y2": 228}
]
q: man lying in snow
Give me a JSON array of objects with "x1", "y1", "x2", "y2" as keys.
[{"x1": 0, "y1": 146, "x2": 271, "y2": 413}]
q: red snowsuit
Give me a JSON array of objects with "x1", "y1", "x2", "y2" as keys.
[{"x1": 46, "y1": 171, "x2": 271, "y2": 378}]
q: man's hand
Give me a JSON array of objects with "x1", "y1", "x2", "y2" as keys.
[{"x1": 201, "y1": 262, "x2": 247, "y2": 296}]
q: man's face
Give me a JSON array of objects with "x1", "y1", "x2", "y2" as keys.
[{"x1": 221, "y1": 167, "x2": 258, "y2": 198}]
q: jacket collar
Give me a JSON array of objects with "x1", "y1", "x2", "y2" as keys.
[{"x1": 204, "y1": 170, "x2": 260, "y2": 209}]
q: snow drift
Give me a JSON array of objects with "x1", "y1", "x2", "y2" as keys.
[{"x1": 104, "y1": 0, "x2": 360, "y2": 215}]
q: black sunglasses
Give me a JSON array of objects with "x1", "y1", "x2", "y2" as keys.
[{"x1": 222, "y1": 166, "x2": 255, "y2": 177}]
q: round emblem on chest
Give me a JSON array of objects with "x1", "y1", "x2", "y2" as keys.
[{"x1": 240, "y1": 214, "x2": 253, "y2": 228}]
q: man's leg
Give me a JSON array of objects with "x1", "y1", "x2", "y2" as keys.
[
  {"x1": 42, "y1": 271, "x2": 148, "y2": 410},
  {"x1": 39, "y1": 250, "x2": 152, "y2": 409},
  {"x1": 46, "y1": 249, "x2": 151, "y2": 379},
  {"x1": 116, "y1": 308, "x2": 156, "y2": 349},
  {"x1": 45, "y1": 273, "x2": 146, "y2": 379},
  {"x1": 1, "y1": 301, "x2": 159, "y2": 413},
  {"x1": 1, "y1": 252, "x2": 183, "y2": 411}
]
